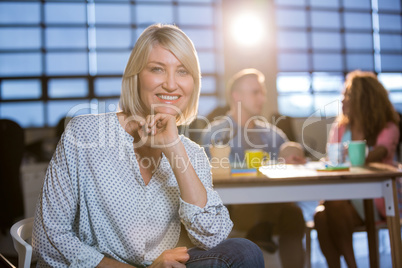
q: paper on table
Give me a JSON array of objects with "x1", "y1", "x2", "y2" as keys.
[{"x1": 259, "y1": 163, "x2": 320, "y2": 178}]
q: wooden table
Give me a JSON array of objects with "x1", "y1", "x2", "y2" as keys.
[{"x1": 213, "y1": 163, "x2": 402, "y2": 268}]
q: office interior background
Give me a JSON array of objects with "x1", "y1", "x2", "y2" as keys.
[
  {"x1": 0, "y1": 0, "x2": 401, "y2": 134},
  {"x1": 0, "y1": 1, "x2": 401, "y2": 267}
]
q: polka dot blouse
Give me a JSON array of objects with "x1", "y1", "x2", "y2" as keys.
[{"x1": 32, "y1": 113, "x2": 233, "y2": 267}]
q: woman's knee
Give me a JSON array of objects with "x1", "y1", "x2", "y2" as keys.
[
  {"x1": 223, "y1": 237, "x2": 262, "y2": 252},
  {"x1": 187, "y1": 238, "x2": 264, "y2": 268},
  {"x1": 219, "y1": 238, "x2": 264, "y2": 268}
]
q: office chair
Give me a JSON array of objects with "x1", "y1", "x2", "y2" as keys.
[
  {"x1": 10, "y1": 218, "x2": 34, "y2": 268},
  {"x1": 0, "y1": 119, "x2": 25, "y2": 234}
]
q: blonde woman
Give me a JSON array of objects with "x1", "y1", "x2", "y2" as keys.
[
  {"x1": 32, "y1": 24, "x2": 263, "y2": 268},
  {"x1": 314, "y1": 70, "x2": 400, "y2": 268}
]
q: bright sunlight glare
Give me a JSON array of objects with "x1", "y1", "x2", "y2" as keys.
[{"x1": 231, "y1": 13, "x2": 264, "y2": 46}]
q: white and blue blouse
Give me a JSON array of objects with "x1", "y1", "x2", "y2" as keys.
[{"x1": 32, "y1": 112, "x2": 233, "y2": 267}]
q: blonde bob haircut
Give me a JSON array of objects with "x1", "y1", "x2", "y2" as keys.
[
  {"x1": 119, "y1": 24, "x2": 201, "y2": 125},
  {"x1": 225, "y1": 68, "x2": 266, "y2": 106}
]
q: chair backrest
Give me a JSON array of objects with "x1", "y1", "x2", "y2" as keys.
[
  {"x1": 0, "y1": 119, "x2": 25, "y2": 232},
  {"x1": 10, "y1": 218, "x2": 34, "y2": 268}
]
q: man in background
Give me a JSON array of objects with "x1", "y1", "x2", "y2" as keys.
[{"x1": 201, "y1": 68, "x2": 306, "y2": 268}]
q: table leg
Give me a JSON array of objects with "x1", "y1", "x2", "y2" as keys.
[
  {"x1": 364, "y1": 199, "x2": 379, "y2": 268},
  {"x1": 384, "y1": 179, "x2": 402, "y2": 268}
]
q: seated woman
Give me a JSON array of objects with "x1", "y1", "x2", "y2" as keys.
[
  {"x1": 32, "y1": 24, "x2": 264, "y2": 268},
  {"x1": 314, "y1": 70, "x2": 400, "y2": 268}
]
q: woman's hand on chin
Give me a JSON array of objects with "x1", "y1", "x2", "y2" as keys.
[
  {"x1": 118, "y1": 112, "x2": 147, "y2": 137},
  {"x1": 138, "y1": 113, "x2": 180, "y2": 149}
]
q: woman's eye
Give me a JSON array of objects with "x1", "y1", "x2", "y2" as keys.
[
  {"x1": 178, "y1": 69, "x2": 189, "y2": 75},
  {"x1": 150, "y1": 67, "x2": 163, "y2": 73}
]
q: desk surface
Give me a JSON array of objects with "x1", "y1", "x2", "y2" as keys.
[
  {"x1": 212, "y1": 162, "x2": 402, "y2": 268},
  {"x1": 213, "y1": 162, "x2": 402, "y2": 186}
]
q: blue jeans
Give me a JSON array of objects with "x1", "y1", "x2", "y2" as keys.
[{"x1": 186, "y1": 238, "x2": 264, "y2": 268}]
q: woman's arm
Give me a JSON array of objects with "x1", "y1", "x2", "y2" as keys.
[
  {"x1": 142, "y1": 113, "x2": 207, "y2": 207},
  {"x1": 163, "y1": 140, "x2": 207, "y2": 207},
  {"x1": 175, "y1": 145, "x2": 233, "y2": 250},
  {"x1": 142, "y1": 114, "x2": 233, "y2": 250},
  {"x1": 367, "y1": 122, "x2": 400, "y2": 164},
  {"x1": 366, "y1": 145, "x2": 388, "y2": 163}
]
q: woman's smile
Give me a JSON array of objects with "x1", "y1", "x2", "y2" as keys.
[
  {"x1": 138, "y1": 44, "x2": 194, "y2": 117},
  {"x1": 156, "y1": 93, "x2": 181, "y2": 103}
]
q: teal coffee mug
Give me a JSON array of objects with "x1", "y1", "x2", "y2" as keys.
[{"x1": 348, "y1": 140, "x2": 366, "y2": 167}]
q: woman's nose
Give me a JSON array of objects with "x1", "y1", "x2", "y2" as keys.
[{"x1": 162, "y1": 72, "x2": 177, "y2": 92}]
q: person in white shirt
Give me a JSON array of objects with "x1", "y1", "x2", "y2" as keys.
[{"x1": 32, "y1": 24, "x2": 264, "y2": 268}]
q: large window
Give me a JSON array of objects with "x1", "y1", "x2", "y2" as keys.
[
  {"x1": 0, "y1": 0, "x2": 222, "y2": 128},
  {"x1": 275, "y1": 0, "x2": 402, "y2": 117}
]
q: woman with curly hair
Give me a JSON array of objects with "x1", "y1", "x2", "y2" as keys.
[{"x1": 314, "y1": 70, "x2": 400, "y2": 268}]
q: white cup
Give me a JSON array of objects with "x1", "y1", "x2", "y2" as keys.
[{"x1": 327, "y1": 142, "x2": 347, "y2": 166}]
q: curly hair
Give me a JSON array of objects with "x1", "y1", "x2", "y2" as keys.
[{"x1": 339, "y1": 70, "x2": 399, "y2": 146}]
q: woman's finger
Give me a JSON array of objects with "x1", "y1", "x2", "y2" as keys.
[
  {"x1": 146, "y1": 114, "x2": 156, "y2": 126},
  {"x1": 122, "y1": 114, "x2": 145, "y2": 133},
  {"x1": 173, "y1": 246, "x2": 187, "y2": 252},
  {"x1": 142, "y1": 115, "x2": 153, "y2": 134},
  {"x1": 147, "y1": 115, "x2": 162, "y2": 135},
  {"x1": 149, "y1": 114, "x2": 172, "y2": 133},
  {"x1": 170, "y1": 247, "x2": 189, "y2": 263},
  {"x1": 175, "y1": 252, "x2": 190, "y2": 264}
]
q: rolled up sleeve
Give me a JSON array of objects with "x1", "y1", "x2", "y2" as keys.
[{"x1": 179, "y1": 147, "x2": 233, "y2": 250}]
